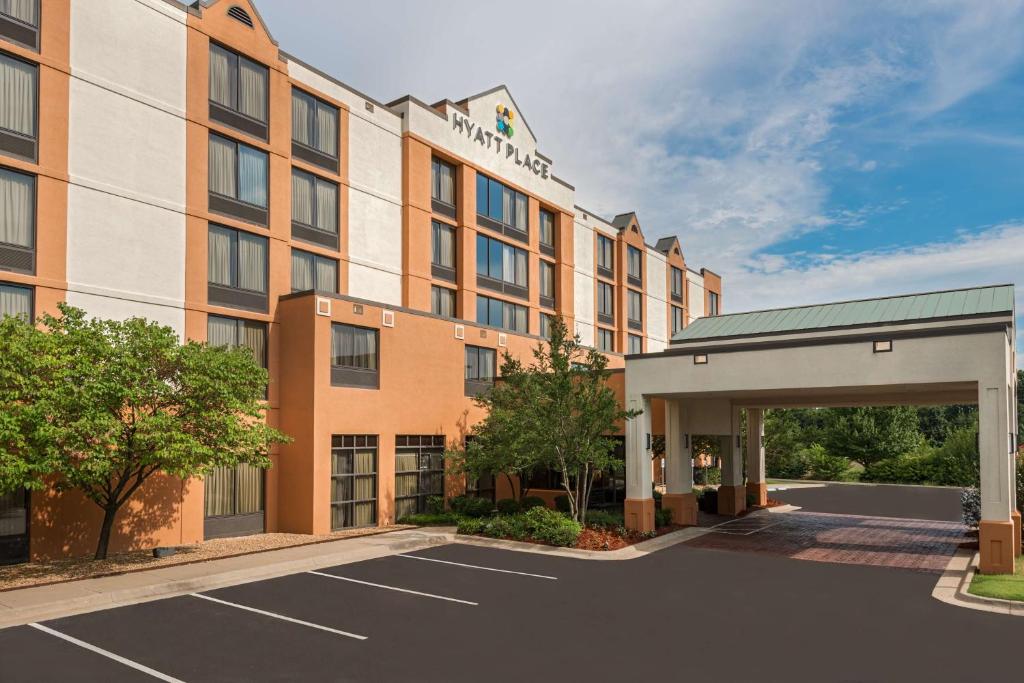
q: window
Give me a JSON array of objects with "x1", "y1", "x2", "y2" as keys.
[
  {"x1": 708, "y1": 291, "x2": 720, "y2": 316},
  {"x1": 331, "y1": 323, "x2": 379, "y2": 389},
  {"x1": 476, "y1": 173, "x2": 528, "y2": 241},
  {"x1": 207, "y1": 315, "x2": 267, "y2": 369},
  {"x1": 0, "y1": 53, "x2": 36, "y2": 161},
  {"x1": 431, "y1": 220, "x2": 456, "y2": 282},
  {"x1": 0, "y1": 167, "x2": 34, "y2": 274},
  {"x1": 476, "y1": 234, "x2": 528, "y2": 298},
  {"x1": 431, "y1": 285, "x2": 455, "y2": 318},
  {"x1": 539, "y1": 313, "x2": 553, "y2": 340},
  {"x1": 539, "y1": 209, "x2": 555, "y2": 256},
  {"x1": 597, "y1": 281, "x2": 614, "y2": 324},
  {"x1": 627, "y1": 246, "x2": 642, "y2": 285},
  {"x1": 597, "y1": 234, "x2": 614, "y2": 277},
  {"x1": 204, "y1": 463, "x2": 264, "y2": 537},
  {"x1": 291, "y1": 88, "x2": 339, "y2": 170},
  {"x1": 208, "y1": 44, "x2": 268, "y2": 138},
  {"x1": 208, "y1": 133, "x2": 268, "y2": 225},
  {"x1": 627, "y1": 290, "x2": 642, "y2": 328},
  {"x1": 291, "y1": 248, "x2": 337, "y2": 293},
  {"x1": 628, "y1": 334, "x2": 642, "y2": 354},
  {"x1": 671, "y1": 267, "x2": 684, "y2": 302},
  {"x1": 395, "y1": 435, "x2": 445, "y2": 519},
  {"x1": 291, "y1": 169, "x2": 338, "y2": 248},
  {"x1": 672, "y1": 305, "x2": 685, "y2": 334},
  {"x1": 207, "y1": 225, "x2": 267, "y2": 311},
  {"x1": 597, "y1": 328, "x2": 614, "y2": 352},
  {"x1": 539, "y1": 260, "x2": 555, "y2": 309},
  {"x1": 431, "y1": 157, "x2": 456, "y2": 216},
  {"x1": 476, "y1": 295, "x2": 527, "y2": 333},
  {"x1": 0, "y1": 281, "x2": 30, "y2": 320},
  {"x1": 465, "y1": 345, "x2": 495, "y2": 396},
  {"x1": 0, "y1": 0, "x2": 39, "y2": 50},
  {"x1": 466, "y1": 472, "x2": 495, "y2": 502},
  {"x1": 331, "y1": 435, "x2": 377, "y2": 529}
]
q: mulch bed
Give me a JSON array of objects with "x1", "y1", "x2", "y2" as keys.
[{"x1": 575, "y1": 524, "x2": 685, "y2": 551}]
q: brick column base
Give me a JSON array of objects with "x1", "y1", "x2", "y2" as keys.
[
  {"x1": 624, "y1": 497, "x2": 655, "y2": 533},
  {"x1": 1012, "y1": 509, "x2": 1022, "y2": 558},
  {"x1": 979, "y1": 520, "x2": 1017, "y2": 574},
  {"x1": 746, "y1": 482, "x2": 768, "y2": 507},
  {"x1": 662, "y1": 493, "x2": 698, "y2": 526},
  {"x1": 717, "y1": 485, "x2": 746, "y2": 516}
]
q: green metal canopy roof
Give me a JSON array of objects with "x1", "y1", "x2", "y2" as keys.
[{"x1": 672, "y1": 284, "x2": 1015, "y2": 343}]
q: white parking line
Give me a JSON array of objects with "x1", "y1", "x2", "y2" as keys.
[
  {"x1": 307, "y1": 570, "x2": 478, "y2": 605},
  {"x1": 397, "y1": 553, "x2": 558, "y2": 580},
  {"x1": 28, "y1": 623, "x2": 185, "y2": 682},
  {"x1": 189, "y1": 593, "x2": 367, "y2": 640}
]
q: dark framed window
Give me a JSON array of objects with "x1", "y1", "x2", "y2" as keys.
[
  {"x1": 539, "y1": 208, "x2": 555, "y2": 256},
  {"x1": 597, "y1": 234, "x2": 614, "y2": 279},
  {"x1": 708, "y1": 291, "x2": 720, "y2": 316},
  {"x1": 628, "y1": 334, "x2": 642, "y2": 354},
  {"x1": 207, "y1": 225, "x2": 267, "y2": 312},
  {"x1": 627, "y1": 289, "x2": 642, "y2": 330},
  {"x1": 0, "y1": 52, "x2": 36, "y2": 161},
  {"x1": 672, "y1": 305, "x2": 685, "y2": 335},
  {"x1": 207, "y1": 314, "x2": 267, "y2": 369},
  {"x1": 431, "y1": 157, "x2": 456, "y2": 218},
  {"x1": 0, "y1": 281, "x2": 31, "y2": 320},
  {"x1": 476, "y1": 233, "x2": 528, "y2": 298},
  {"x1": 539, "y1": 313, "x2": 553, "y2": 340},
  {"x1": 627, "y1": 246, "x2": 642, "y2": 286},
  {"x1": 208, "y1": 133, "x2": 268, "y2": 226},
  {"x1": 476, "y1": 294, "x2": 527, "y2": 333},
  {"x1": 291, "y1": 248, "x2": 337, "y2": 293},
  {"x1": 466, "y1": 472, "x2": 495, "y2": 502},
  {"x1": 465, "y1": 345, "x2": 495, "y2": 396},
  {"x1": 291, "y1": 168, "x2": 338, "y2": 249},
  {"x1": 539, "y1": 260, "x2": 555, "y2": 310},
  {"x1": 208, "y1": 43, "x2": 268, "y2": 139},
  {"x1": 331, "y1": 323, "x2": 379, "y2": 389},
  {"x1": 331, "y1": 435, "x2": 377, "y2": 530},
  {"x1": 431, "y1": 220, "x2": 456, "y2": 282},
  {"x1": 597, "y1": 328, "x2": 614, "y2": 352},
  {"x1": 395, "y1": 435, "x2": 446, "y2": 519},
  {"x1": 597, "y1": 281, "x2": 614, "y2": 325},
  {"x1": 292, "y1": 88, "x2": 339, "y2": 172},
  {"x1": 0, "y1": 0, "x2": 39, "y2": 51},
  {"x1": 476, "y1": 173, "x2": 528, "y2": 242},
  {"x1": 590, "y1": 436, "x2": 626, "y2": 508},
  {"x1": 203, "y1": 463, "x2": 265, "y2": 538},
  {"x1": 0, "y1": 166, "x2": 34, "y2": 274},
  {"x1": 671, "y1": 267, "x2": 684, "y2": 303},
  {"x1": 431, "y1": 285, "x2": 455, "y2": 318}
]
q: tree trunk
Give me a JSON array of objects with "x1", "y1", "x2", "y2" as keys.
[{"x1": 94, "y1": 504, "x2": 120, "y2": 560}]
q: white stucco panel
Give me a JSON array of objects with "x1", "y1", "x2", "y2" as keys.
[
  {"x1": 575, "y1": 320, "x2": 595, "y2": 349},
  {"x1": 347, "y1": 262, "x2": 402, "y2": 307},
  {"x1": 348, "y1": 189, "x2": 402, "y2": 274},
  {"x1": 573, "y1": 271, "x2": 595, "y2": 325},
  {"x1": 646, "y1": 296, "x2": 668, "y2": 346},
  {"x1": 287, "y1": 61, "x2": 403, "y2": 136},
  {"x1": 65, "y1": 290, "x2": 185, "y2": 340},
  {"x1": 348, "y1": 115, "x2": 402, "y2": 206},
  {"x1": 687, "y1": 271, "x2": 706, "y2": 321},
  {"x1": 573, "y1": 221, "x2": 594, "y2": 276},
  {"x1": 646, "y1": 251, "x2": 667, "y2": 303}
]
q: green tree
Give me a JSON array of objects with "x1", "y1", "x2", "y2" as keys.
[
  {"x1": 0, "y1": 305, "x2": 290, "y2": 559},
  {"x1": 454, "y1": 317, "x2": 638, "y2": 523},
  {"x1": 822, "y1": 406, "x2": 923, "y2": 467},
  {"x1": 916, "y1": 405, "x2": 977, "y2": 447}
]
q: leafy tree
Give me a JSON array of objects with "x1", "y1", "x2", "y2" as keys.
[
  {"x1": 916, "y1": 405, "x2": 977, "y2": 447},
  {"x1": 0, "y1": 305, "x2": 290, "y2": 559},
  {"x1": 453, "y1": 317, "x2": 638, "y2": 523},
  {"x1": 822, "y1": 406, "x2": 923, "y2": 467}
]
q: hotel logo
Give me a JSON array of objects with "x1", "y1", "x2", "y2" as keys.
[{"x1": 496, "y1": 103, "x2": 515, "y2": 138}]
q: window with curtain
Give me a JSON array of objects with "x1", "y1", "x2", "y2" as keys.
[
  {"x1": 597, "y1": 282, "x2": 614, "y2": 317},
  {"x1": 0, "y1": 167, "x2": 33, "y2": 250},
  {"x1": 0, "y1": 282, "x2": 30, "y2": 320},
  {"x1": 628, "y1": 290, "x2": 642, "y2": 324},
  {"x1": 208, "y1": 225, "x2": 267, "y2": 293},
  {"x1": 395, "y1": 435, "x2": 445, "y2": 519},
  {"x1": 431, "y1": 220, "x2": 455, "y2": 269},
  {"x1": 0, "y1": 0, "x2": 38, "y2": 26},
  {"x1": 476, "y1": 173, "x2": 528, "y2": 235},
  {"x1": 627, "y1": 246, "x2": 642, "y2": 280},
  {"x1": 209, "y1": 134, "x2": 268, "y2": 208},
  {"x1": 431, "y1": 157, "x2": 455, "y2": 207},
  {"x1": 539, "y1": 313, "x2": 552, "y2": 340},
  {"x1": 476, "y1": 295, "x2": 527, "y2": 333},
  {"x1": 292, "y1": 88, "x2": 339, "y2": 158},
  {"x1": 539, "y1": 209, "x2": 554, "y2": 248},
  {"x1": 465, "y1": 345, "x2": 495, "y2": 382},
  {"x1": 0, "y1": 52, "x2": 36, "y2": 149},
  {"x1": 672, "y1": 305, "x2": 685, "y2": 334},
  {"x1": 597, "y1": 235, "x2": 614, "y2": 273},
  {"x1": 291, "y1": 168, "x2": 338, "y2": 235},
  {"x1": 708, "y1": 291, "x2": 720, "y2": 316},
  {"x1": 475, "y1": 234, "x2": 527, "y2": 287},
  {"x1": 431, "y1": 285, "x2": 455, "y2": 318},
  {"x1": 628, "y1": 334, "x2": 643, "y2": 354},
  {"x1": 209, "y1": 43, "x2": 267, "y2": 124},
  {"x1": 331, "y1": 323, "x2": 377, "y2": 370},
  {"x1": 598, "y1": 328, "x2": 614, "y2": 352},
  {"x1": 539, "y1": 261, "x2": 555, "y2": 300},
  {"x1": 204, "y1": 463, "x2": 264, "y2": 519},
  {"x1": 331, "y1": 435, "x2": 377, "y2": 530},
  {"x1": 671, "y1": 267, "x2": 684, "y2": 299},
  {"x1": 290, "y1": 248, "x2": 337, "y2": 293},
  {"x1": 207, "y1": 314, "x2": 267, "y2": 369}
]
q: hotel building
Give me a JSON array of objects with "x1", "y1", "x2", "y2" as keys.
[{"x1": 0, "y1": 0, "x2": 721, "y2": 562}]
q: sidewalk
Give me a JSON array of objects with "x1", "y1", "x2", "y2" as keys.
[{"x1": 0, "y1": 527, "x2": 454, "y2": 630}]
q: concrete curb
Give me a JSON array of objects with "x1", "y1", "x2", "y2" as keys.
[
  {"x1": 451, "y1": 525, "x2": 713, "y2": 560},
  {"x1": 931, "y1": 548, "x2": 1024, "y2": 617}
]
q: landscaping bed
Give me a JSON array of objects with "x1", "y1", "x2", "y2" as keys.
[{"x1": 968, "y1": 561, "x2": 1024, "y2": 602}]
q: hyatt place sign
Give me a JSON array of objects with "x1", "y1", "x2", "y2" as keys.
[{"x1": 451, "y1": 111, "x2": 551, "y2": 180}]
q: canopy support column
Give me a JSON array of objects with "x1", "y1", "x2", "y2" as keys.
[
  {"x1": 718, "y1": 403, "x2": 747, "y2": 516},
  {"x1": 624, "y1": 395, "x2": 655, "y2": 532},
  {"x1": 746, "y1": 408, "x2": 767, "y2": 507},
  {"x1": 978, "y1": 383, "x2": 1017, "y2": 574},
  {"x1": 663, "y1": 400, "x2": 697, "y2": 525}
]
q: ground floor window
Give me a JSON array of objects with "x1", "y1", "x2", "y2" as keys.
[
  {"x1": 204, "y1": 463, "x2": 265, "y2": 539},
  {"x1": 331, "y1": 435, "x2": 378, "y2": 530},
  {"x1": 0, "y1": 487, "x2": 28, "y2": 564},
  {"x1": 466, "y1": 472, "x2": 496, "y2": 502},
  {"x1": 395, "y1": 435, "x2": 445, "y2": 519}
]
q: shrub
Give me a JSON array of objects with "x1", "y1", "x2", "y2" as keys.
[
  {"x1": 400, "y1": 512, "x2": 460, "y2": 526},
  {"x1": 694, "y1": 467, "x2": 721, "y2": 485},
  {"x1": 453, "y1": 496, "x2": 495, "y2": 518},
  {"x1": 862, "y1": 448, "x2": 933, "y2": 485},
  {"x1": 655, "y1": 508, "x2": 673, "y2": 528},
  {"x1": 425, "y1": 495, "x2": 445, "y2": 515},
  {"x1": 456, "y1": 516, "x2": 486, "y2": 535},
  {"x1": 803, "y1": 444, "x2": 850, "y2": 481},
  {"x1": 961, "y1": 487, "x2": 981, "y2": 528},
  {"x1": 930, "y1": 427, "x2": 979, "y2": 487},
  {"x1": 554, "y1": 495, "x2": 571, "y2": 513},
  {"x1": 519, "y1": 496, "x2": 547, "y2": 511},
  {"x1": 496, "y1": 498, "x2": 522, "y2": 515},
  {"x1": 482, "y1": 514, "x2": 530, "y2": 541},
  {"x1": 767, "y1": 450, "x2": 811, "y2": 479},
  {"x1": 522, "y1": 506, "x2": 581, "y2": 547},
  {"x1": 746, "y1": 493, "x2": 758, "y2": 509},
  {"x1": 586, "y1": 509, "x2": 624, "y2": 529}
]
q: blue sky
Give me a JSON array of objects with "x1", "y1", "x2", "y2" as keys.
[{"x1": 257, "y1": 0, "x2": 1024, "y2": 367}]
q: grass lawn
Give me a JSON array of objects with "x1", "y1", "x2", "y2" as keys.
[{"x1": 968, "y1": 562, "x2": 1024, "y2": 602}]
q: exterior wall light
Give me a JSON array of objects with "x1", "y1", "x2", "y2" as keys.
[
  {"x1": 693, "y1": 354, "x2": 708, "y2": 365},
  {"x1": 873, "y1": 340, "x2": 893, "y2": 353}
]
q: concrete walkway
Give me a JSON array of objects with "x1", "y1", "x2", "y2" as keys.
[{"x1": 0, "y1": 527, "x2": 455, "y2": 629}]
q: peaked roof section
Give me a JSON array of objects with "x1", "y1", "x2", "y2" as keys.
[
  {"x1": 671, "y1": 285, "x2": 1015, "y2": 343},
  {"x1": 199, "y1": 0, "x2": 277, "y2": 44},
  {"x1": 612, "y1": 212, "x2": 637, "y2": 230},
  {"x1": 655, "y1": 236, "x2": 678, "y2": 254},
  {"x1": 456, "y1": 84, "x2": 538, "y2": 144}
]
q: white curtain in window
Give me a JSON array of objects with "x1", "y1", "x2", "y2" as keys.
[
  {"x1": 433, "y1": 286, "x2": 453, "y2": 317},
  {"x1": 315, "y1": 257, "x2": 336, "y2": 292},
  {"x1": 0, "y1": 284, "x2": 30, "y2": 320},
  {"x1": 438, "y1": 162, "x2": 454, "y2": 204},
  {"x1": 235, "y1": 463, "x2": 263, "y2": 514},
  {"x1": 502, "y1": 187, "x2": 513, "y2": 225},
  {"x1": 291, "y1": 90, "x2": 312, "y2": 146},
  {"x1": 353, "y1": 327, "x2": 376, "y2": 369},
  {"x1": 514, "y1": 305, "x2": 527, "y2": 332},
  {"x1": 540, "y1": 211, "x2": 553, "y2": 246},
  {"x1": 207, "y1": 226, "x2": 235, "y2": 287},
  {"x1": 0, "y1": 168, "x2": 32, "y2": 247},
  {"x1": 0, "y1": 55, "x2": 35, "y2": 136},
  {"x1": 204, "y1": 465, "x2": 234, "y2": 517},
  {"x1": 242, "y1": 322, "x2": 266, "y2": 368},
  {"x1": 237, "y1": 232, "x2": 266, "y2": 293},
  {"x1": 434, "y1": 224, "x2": 453, "y2": 268},
  {"x1": 238, "y1": 145, "x2": 267, "y2": 207},
  {"x1": 208, "y1": 44, "x2": 235, "y2": 109},
  {"x1": 208, "y1": 136, "x2": 236, "y2": 198},
  {"x1": 515, "y1": 250, "x2": 527, "y2": 287},
  {"x1": 501, "y1": 245, "x2": 514, "y2": 284},
  {"x1": 207, "y1": 315, "x2": 237, "y2": 347},
  {"x1": 515, "y1": 192, "x2": 527, "y2": 230},
  {"x1": 291, "y1": 171, "x2": 313, "y2": 225},
  {"x1": 238, "y1": 58, "x2": 267, "y2": 122},
  {"x1": 316, "y1": 102, "x2": 338, "y2": 155},
  {"x1": 541, "y1": 263, "x2": 553, "y2": 297},
  {"x1": 291, "y1": 250, "x2": 314, "y2": 291},
  {"x1": 0, "y1": 0, "x2": 37, "y2": 25},
  {"x1": 316, "y1": 179, "x2": 337, "y2": 233}
]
